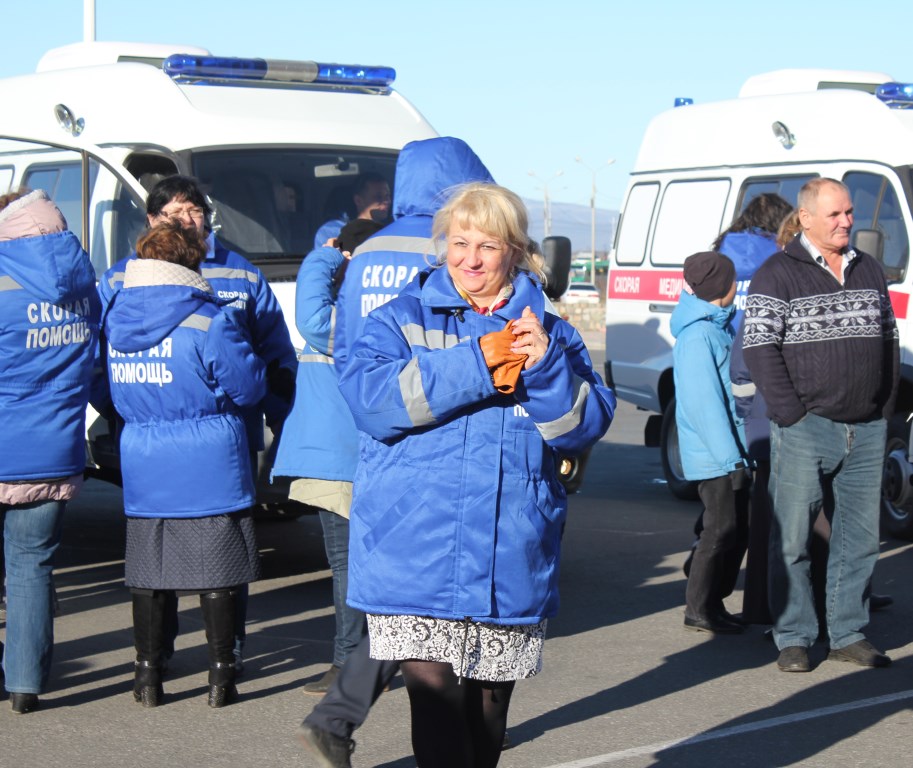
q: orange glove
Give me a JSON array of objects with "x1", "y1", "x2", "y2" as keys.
[{"x1": 479, "y1": 321, "x2": 528, "y2": 394}]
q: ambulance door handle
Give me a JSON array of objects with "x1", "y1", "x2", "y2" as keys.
[{"x1": 648, "y1": 303, "x2": 675, "y2": 314}]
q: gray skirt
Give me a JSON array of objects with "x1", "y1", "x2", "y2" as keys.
[{"x1": 125, "y1": 511, "x2": 260, "y2": 591}]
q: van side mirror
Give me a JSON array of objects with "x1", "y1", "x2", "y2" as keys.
[
  {"x1": 852, "y1": 228, "x2": 884, "y2": 262},
  {"x1": 541, "y1": 235, "x2": 571, "y2": 301}
]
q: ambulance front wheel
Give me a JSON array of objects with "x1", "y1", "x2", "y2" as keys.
[{"x1": 660, "y1": 398, "x2": 699, "y2": 501}]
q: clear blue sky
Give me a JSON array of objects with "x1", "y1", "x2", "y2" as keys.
[{"x1": 4, "y1": 1, "x2": 912, "y2": 212}]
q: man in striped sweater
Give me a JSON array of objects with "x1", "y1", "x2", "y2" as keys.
[{"x1": 743, "y1": 178, "x2": 899, "y2": 673}]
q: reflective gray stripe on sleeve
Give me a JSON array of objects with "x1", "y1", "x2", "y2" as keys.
[
  {"x1": 179, "y1": 314, "x2": 212, "y2": 331},
  {"x1": 732, "y1": 382, "x2": 756, "y2": 398},
  {"x1": 0, "y1": 275, "x2": 22, "y2": 291},
  {"x1": 202, "y1": 266, "x2": 258, "y2": 283},
  {"x1": 398, "y1": 357, "x2": 435, "y2": 427},
  {"x1": 353, "y1": 235, "x2": 435, "y2": 258},
  {"x1": 107, "y1": 271, "x2": 125, "y2": 290},
  {"x1": 536, "y1": 377, "x2": 591, "y2": 441},
  {"x1": 297, "y1": 352, "x2": 333, "y2": 364},
  {"x1": 400, "y1": 323, "x2": 464, "y2": 350}
]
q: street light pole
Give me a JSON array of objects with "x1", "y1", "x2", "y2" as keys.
[
  {"x1": 528, "y1": 170, "x2": 564, "y2": 237},
  {"x1": 575, "y1": 157, "x2": 615, "y2": 283}
]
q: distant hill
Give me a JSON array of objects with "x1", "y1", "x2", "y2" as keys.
[{"x1": 523, "y1": 197, "x2": 618, "y2": 256}]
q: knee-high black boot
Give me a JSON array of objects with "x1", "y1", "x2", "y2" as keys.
[
  {"x1": 132, "y1": 590, "x2": 166, "y2": 707},
  {"x1": 200, "y1": 590, "x2": 238, "y2": 708}
]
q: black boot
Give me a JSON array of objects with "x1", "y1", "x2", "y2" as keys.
[
  {"x1": 133, "y1": 660, "x2": 163, "y2": 707},
  {"x1": 208, "y1": 661, "x2": 237, "y2": 708},
  {"x1": 200, "y1": 590, "x2": 238, "y2": 708},
  {"x1": 132, "y1": 591, "x2": 166, "y2": 707}
]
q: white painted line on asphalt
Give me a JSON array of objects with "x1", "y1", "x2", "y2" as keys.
[{"x1": 538, "y1": 689, "x2": 913, "y2": 767}]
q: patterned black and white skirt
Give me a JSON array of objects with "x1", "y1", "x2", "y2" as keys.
[{"x1": 366, "y1": 614, "x2": 546, "y2": 681}]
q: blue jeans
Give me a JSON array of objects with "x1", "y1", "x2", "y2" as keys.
[
  {"x1": 318, "y1": 510, "x2": 365, "y2": 667},
  {"x1": 1, "y1": 499, "x2": 65, "y2": 693},
  {"x1": 768, "y1": 413, "x2": 885, "y2": 650}
]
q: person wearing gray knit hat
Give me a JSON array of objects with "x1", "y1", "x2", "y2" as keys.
[{"x1": 683, "y1": 251, "x2": 736, "y2": 303}]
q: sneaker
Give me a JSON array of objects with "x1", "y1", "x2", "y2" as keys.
[
  {"x1": 303, "y1": 665, "x2": 340, "y2": 695},
  {"x1": 298, "y1": 722, "x2": 355, "y2": 768},
  {"x1": 828, "y1": 639, "x2": 891, "y2": 668}
]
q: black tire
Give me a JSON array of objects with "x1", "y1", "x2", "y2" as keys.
[
  {"x1": 881, "y1": 413, "x2": 913, "y2": 540},
  {"x1": 660, "y1": 397, "x2": 700, "y2": 501}
]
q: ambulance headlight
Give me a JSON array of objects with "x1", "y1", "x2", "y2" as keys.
[
  {"x1": 163, "y1": 55, "x2": 395, "y2": 88},
  {"x1": 876, "y1": 82, "x2": 913, "y2": 107}
]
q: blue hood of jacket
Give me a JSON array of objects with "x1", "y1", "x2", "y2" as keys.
[
  {"x1": 670, "y1": 289, "x2": 735, "y2": 338},
  {"x1": 392, "y1": 137, "x2": 494, "y2": 219},
  {"x1": 106, "y1": 285, "x2": 214, "y2": 353},
  {"x1": 0, "y1": 231, "x2": 97, "y2": 305},
  {"x1": 718, "y1": 229, "x2": 779, "y2": 281}
]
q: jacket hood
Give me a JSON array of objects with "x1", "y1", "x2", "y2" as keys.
[
  {"x1": 670, "y1": 289, "x2": 735, "y2": 338},
  {"x1": 719, "y1": 229, "x2": 779, "y2": 280},
  {"x1": 0, "y1": 229, "x2": 96, "y2": 305},
  {"x1": 105, "y1": 260, "x2": 215, "y2": 352},
  {"x1": 393, "y1": 137, "x2": 495, "y2": 219}
]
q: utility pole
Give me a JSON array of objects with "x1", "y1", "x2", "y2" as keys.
[
  {"x1": 84, "y1": 0, "x2": 96, "y2": 42},
  {"x1": 528, "y1": 170, "x2": 564, "y2": 237},
  {"x1": 575, "y1": 157, "x2": 615, "y2": 283}
]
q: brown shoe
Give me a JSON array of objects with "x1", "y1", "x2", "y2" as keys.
[
  {"x1": 303, "y1": 665, "x2": 340, "y2": 695},
  {"x1": 828, "y1": 639, "x2": 891, "y2": 668},
  {"x1": 777, "y1": 646, "x2": 811, "y2": 672}
]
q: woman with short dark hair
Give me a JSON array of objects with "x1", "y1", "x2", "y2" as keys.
[{"x1": 103, "y1": 220, "x2": 266, "y2": 708}]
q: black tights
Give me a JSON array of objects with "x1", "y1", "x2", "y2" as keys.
[{"x1": 400, "y1": 660, "x2": 515, "y2": 768}]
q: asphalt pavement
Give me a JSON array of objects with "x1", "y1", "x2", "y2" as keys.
[{"x1": 3, "y1": 337, "x2": 913, "y2": 766}]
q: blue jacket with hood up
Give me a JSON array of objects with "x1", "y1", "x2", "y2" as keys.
[
  {"x1": 334, "y1": 137, "x2": 495, "y2": 374},
  {"x1": 338, "y1": 265, "x2": 616, "y2": 624},
  {"x1": 103, "y1": 261, "x2": 267, "y2": 518},
  {"x1": 671, "y1": 290, "x2": 746, "y2": 481},
  {"x1": 0, "y1": 212, "x2": 100, "y2": 482}
]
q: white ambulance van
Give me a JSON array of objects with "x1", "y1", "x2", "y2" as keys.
[
  {"x1": 0, "y1": 41, "x2": 438, "y2": 509},
  {"x1": 604, "y1": 69, "x2": 913, "y2": 537}
]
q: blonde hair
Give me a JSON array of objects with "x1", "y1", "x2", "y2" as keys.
[
  {"x1": 776, "y1": 209, "x2": 802, "y2": 248},
  {"x1": 432, "y1": 182, "x2": 546, "y2": 284}
]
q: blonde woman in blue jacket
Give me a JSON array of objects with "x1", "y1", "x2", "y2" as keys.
[{"x1": 338, "y1": 182, "x2": 615, "y2": 768}]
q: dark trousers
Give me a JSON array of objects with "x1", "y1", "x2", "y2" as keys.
[
  {"x1": 685, "y1": 474, "x2": 749, "y2": 620},
  {"x1": 304, "y1": 631, "x2": 399, "y2": 739}
]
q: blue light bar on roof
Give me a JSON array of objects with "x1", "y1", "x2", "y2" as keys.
[
  {"x1": 163, "y1": 54, "x2": 395, "y2": 87},
  {"x1": 875, "y1": 82, "x2": 913, "y2": 107}
]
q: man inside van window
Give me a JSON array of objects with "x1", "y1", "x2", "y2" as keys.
[
  {"x1": 742, "y1": 178, "x2": 899, "y2": 673},
  {"x1": 313, "y1": 172, "x2": 392, "y2": 250}
]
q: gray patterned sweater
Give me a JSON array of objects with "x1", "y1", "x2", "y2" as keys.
[{"x1": 742, "y1": 238, "x2": 899, "y2": 427}]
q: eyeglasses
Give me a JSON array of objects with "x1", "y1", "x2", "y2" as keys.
[{"x1": 156, "y1": 205, "x2": 205, "y2": 223}]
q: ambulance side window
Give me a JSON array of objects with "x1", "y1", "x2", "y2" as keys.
[
  {"x1": 615, "y1": 183, "x2": 658, "y2": 266},
  {"x1": 738, "y1": 175, "x2": 816, "y2": 214},
  {"x1": 651, "y1": 179, "x2": 729, "y2": 266},
  {"x1": 844, "y1": 171, "x2": 909, "y2": 283},
  {"x1": 23, "y1": 162, "x2": 97, "y2": 241}
]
